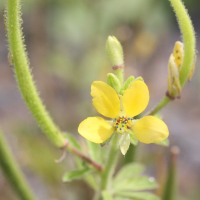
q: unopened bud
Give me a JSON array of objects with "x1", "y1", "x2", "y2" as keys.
[
  {"x1": 167, "y1": 54, "x2": 181, "y2": 99},
  {"x1": 123, "y1": 76, "x2": 135, "y2": 91},
  {"x1": 106, "y1": 73, "x2": 121, "y2": 94},
  {"x1": 173, "y1": 41, "x2": 184, "y2": 71},
  {"x1": 106, "y1": 36, "x2": 124, "y2": 70}
]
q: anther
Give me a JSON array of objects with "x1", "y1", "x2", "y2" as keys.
[
  {"x1": 128, "y1": 118, "x2": 130, "y2": 120},
  {"x1": 116, "y1": 125, "x2": 118, "y2": 128},
  {"x1": 122, "y1": 125, "x2": 124, "y2": 127},
  {"x1": 119, "y1": 128, "x2": 122, "y2": 130}
]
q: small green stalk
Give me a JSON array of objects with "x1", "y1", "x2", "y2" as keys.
[
  {"x1": 162, "y1": 146, "x2": 179, "y2": 200},
  {"x1": 146, "y1": 0, "x2": 196, "y2": 116},
  {"x1": 101, "y1": 134, "x2": 119, "y2": 191},
  {"x1": 0, "y1": 128, "x2": 35, "y2": 200},
  {"x1": 115, "y1": 68, "x2": 124, "y2": 86}
]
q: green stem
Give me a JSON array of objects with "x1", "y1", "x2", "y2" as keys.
[
  {"x1": 0, "y1": 128, "x2": 35, "y2": 200},
  {"x1": 5, "y1": 0, "x2": 102, "y2": 172},
  {"x1": 6, "y1": 0, "x2": 65, "y2": 148},
  {"x1": 162, "y1": 146, "x2": 179, "y2": 200},
  {"x1": 115, "y1": 68, "x2": 124, "y2": 85},
  {"x1": 146, "y1": 96, "x2": 171, "y2": 116},
  {"x1": 170, "y1": 0, "x2": 196, "y2": 86},
  {"x1": 123, "y1": 144, "x2": 138, "y2": 164},
  {"x1": 101, "y1": 134, "x2": 119, "y2": 191},
  {"x1": 145, "y1": 0, "x2": 195, "y2": 116}
]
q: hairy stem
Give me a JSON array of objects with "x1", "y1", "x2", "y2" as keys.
[
  {"x1": 0, "y1": 128, "x2": 35, "y2": 200},
  {"x1": 5, "y1": 0, "x2": 102, "y2": 171},
  {"x1": 145, "y1": 0, "x2": 196, "y2": 116},
  {"x1": 6, "y1": 0, "x2": 65, "y2": 148}
]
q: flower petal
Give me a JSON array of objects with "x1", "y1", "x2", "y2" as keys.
[
  {"x1": 122, "y1": 81, "x2": 149, "y2": 118},
  {"x1": 132, "y1": 116, "x2": 169, "y2": 144},
  {"x1": 78, "y1": 117, "x2": 115, "y2": 143},
  {"x1": 91, "y1": 81, "x2": 120, "y2": 118}
]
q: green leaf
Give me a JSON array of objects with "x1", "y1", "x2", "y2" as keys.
[
  {"x1": 113, "y1": 176, "x2": 158, "y2": 191},
  {"x1": 63, "y1": 132, "x2": 82, "y2": 151},
  {"x1": 128, "y1": 130, "x2": 138, "y2": 146},
  {"x1": 113, "y1": 163, "x2": 144, "y2": 185},
  {"x1": 102, "y1": 191, "x2": 113, "y2": 200},
  {"x1": 155, "y1": 138, "x2": 169, "y2": 146},
  {"x1": 86, "y1": 140, "x2": 100, "y2": 162},
  {"x1": 116, "y1": 191, "x2": 160, "y2": 200},
  {"x1": 62, "y1": 168, "x2": 91, "y2": 182}
]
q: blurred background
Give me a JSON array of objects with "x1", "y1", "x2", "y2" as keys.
[{"x1": 0, "y1": 0, "x2": 200, "y2": 199}]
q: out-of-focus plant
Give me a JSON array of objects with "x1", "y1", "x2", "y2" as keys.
[{"x1": 0, "y1": 0, "x2": 196, "y2": 200}]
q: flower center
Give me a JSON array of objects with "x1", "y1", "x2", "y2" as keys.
[{"x1": 113, "y1": 116, "x2": 134, "y2": 134}]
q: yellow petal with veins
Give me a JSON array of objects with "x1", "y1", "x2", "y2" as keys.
[
  {"x1": 122, "y1": 81, "x2": 149, "y2": 118},
  {"x1": 78, "y1": 117, "x2": 115, "y2": 143},
  {"x1": 91, "y1": 81, "x2": 120, "y2": 118},
  {"x1": 132, "y1": 116, "x2": 169, "y2": 144}
]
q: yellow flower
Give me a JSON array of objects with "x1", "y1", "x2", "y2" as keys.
[{"x1": 78, "y1": 80, "x2": 169, "y2": 155}]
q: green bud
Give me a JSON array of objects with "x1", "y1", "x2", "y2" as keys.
[
  {"x1": 123, "y1": 76, "x2": 135, "y2": 91},
  {"x1": 106, "y1": 73, "x2": 121, "y2": 94},
  {"x1": 106, "y1": 36, "x2": 124, "y2": 69},
  {"x1": 135, "y1": 76, "x2": 144, "y2": 82},
  {"x1": 123, "y1": 76, "x2": 144, "y2": 91}
]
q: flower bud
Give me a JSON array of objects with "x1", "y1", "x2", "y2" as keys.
[
  {"x1": 106, "y1": 73, "x2": 121, "y2": 94},
  {"x1": 167, "y1": 54, "x2": 181, "y2": 99},
  {"x1": 173, "y1": 41, "x2": 184, "y2": 71},
  {"x1": 106, "y1": 36, "x2": 124, "y2": 70},
  {"x1": 123, "y1": 76, "x2": 135, "y2": 91}
]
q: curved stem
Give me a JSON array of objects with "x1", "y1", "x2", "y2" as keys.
[
  {"x1": 145, "y1": 0, "x2": 196, "y2": 116},
  {"x1": 145, "y1": 96, "x2": 171, "y2": 116},
  {"x1": 170, "y1": 0, "x2": 196, "y2": 86},
  {"x1": 5, "y1": 0, "x2": 102, "y2": 172},
  {"x1": 0, "y1": 128, "x2": 35, "y2": 200},
  {"x1": 6, "y1": 0, "x2": 65, "y2": 148}
]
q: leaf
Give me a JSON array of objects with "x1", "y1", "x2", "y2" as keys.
[
  {"x1": 113, "y1": 163, "x2": 145, "y2": 185},
  {"x1": 128, "y1": 130, "x2": 138, "y2": 145},
  {"x1": 63, "y1": 132, "x2": 82, "y2": 151},
  {"x1": 113, "y1": 176, "x2": 158, "y2": 191},
  {"x1": 62, "y1": 168, "x2": 91, "y2": 182},
  {"x1": 116, "y1": 191, "x2": 160, "y2": 200},
  {"x1": 102, "y1": 191, "x2": 113, "y2": 200},
  {"x1": 86, "y1": 140, "x2": 100, "y2": 162},
  {"x1": 155, "y1": 138, "x2": 169, "y2": 146}
]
